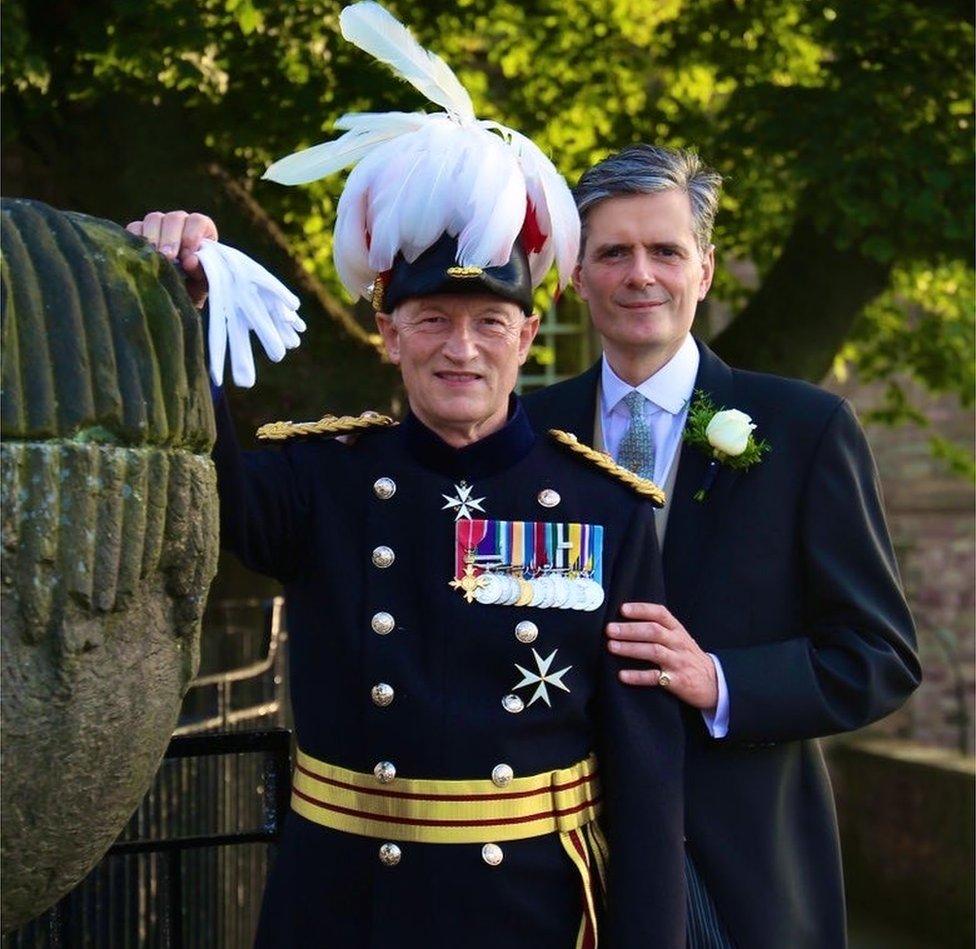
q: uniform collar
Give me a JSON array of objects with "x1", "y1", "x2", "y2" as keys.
[
  {"x1": 601, "y1": 333, "x2": 699, "y2": 416},
  {"x1": 401, "y1": 395, "x2": 536, "y2": 481}
]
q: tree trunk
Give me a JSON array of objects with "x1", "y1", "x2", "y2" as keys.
[{"x1": 710, "y1": 216, "x2": 892, "y2": 382}]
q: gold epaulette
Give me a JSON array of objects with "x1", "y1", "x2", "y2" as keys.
[
  {"x1": 548, "y1": 429, "x2": 667, "y2": 508},
  {"x1": 256, "y1": 411, "x2": 396, "y2": 442}
]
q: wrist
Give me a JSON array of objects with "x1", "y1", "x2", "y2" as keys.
[{"x1": 701, "y1": 653, "x2": 729, "y2": 739}]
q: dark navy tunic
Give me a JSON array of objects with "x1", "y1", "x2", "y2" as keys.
[{"x1": 213, "y1": 395, "x2": 686, "y2": 948}]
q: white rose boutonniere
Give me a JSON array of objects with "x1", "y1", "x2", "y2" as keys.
[
  {"x1": 684, "y1": 391, "x2": 770, "y2": 501},
  {"x1": 706, "y1": 409, "x2": 756, "y2": 457}
]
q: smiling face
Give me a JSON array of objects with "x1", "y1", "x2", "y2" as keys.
[
  {"x1": 375, "y1": 294, "x2": 539, "y2": 446},
  {"x1": 574, "y1": 190, "x2": 714, "y2": 383}
]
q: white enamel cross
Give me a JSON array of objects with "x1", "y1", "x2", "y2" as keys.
[
  {"x1": 512, "y1": 648, "x2": 573, "y2": 708},
  {"x1": 441, "y1": 481, "x2": 486, "y2": 521}
]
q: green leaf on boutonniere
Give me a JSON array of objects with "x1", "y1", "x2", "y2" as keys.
[{"x1": 683, "y1": 390, "x2": 771, "y2": 472}]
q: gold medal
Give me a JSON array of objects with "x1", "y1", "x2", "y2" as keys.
[{"x1": 515, "y1": 576, "x2": 534, "y2": 607}]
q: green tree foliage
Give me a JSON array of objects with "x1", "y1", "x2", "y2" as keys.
[{"x1": 3, "y1": 0, "x2": 972, "y2": 467}]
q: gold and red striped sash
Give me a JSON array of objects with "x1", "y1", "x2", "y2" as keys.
[
  {"x1": 291, "y1": 748, "x2": 602, "y2": 844},
  {"x1": 292, "y1": 748, "x2": 608, "y2": 944}
]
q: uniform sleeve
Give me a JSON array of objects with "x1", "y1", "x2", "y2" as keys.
[
  {"x1": 714, "y1": 400, "x2": 920, "y2": 743},
  {"x1": 211, "y1": 387, "x2": 311, "y2": 583},
  {"x1": 598, "y1": 505, "x2": 686, "y2": 949}
]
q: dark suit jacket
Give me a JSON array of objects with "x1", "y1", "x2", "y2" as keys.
[{"x1": 523, "y1": 339, "x2": 920, "y2": 949}]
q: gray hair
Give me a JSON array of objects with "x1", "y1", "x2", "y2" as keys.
[{"x1": 574, "y1": 144, "x2": 723, "y2": 256}]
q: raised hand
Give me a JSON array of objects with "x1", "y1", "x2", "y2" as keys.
[{"x1": 126, "y1": 211, "x2": 218, "y2": 308}]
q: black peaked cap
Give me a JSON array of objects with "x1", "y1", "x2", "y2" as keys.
[{"x1": 381, "y1": 233, "x2": 533, "y2": 315}]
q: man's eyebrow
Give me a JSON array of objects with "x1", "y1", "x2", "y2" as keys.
[
  {"x1": 593, "y1": 241, "x2": 630, "y2": 254},
  {"x1": 647, "y1": 241, "x2": 686, "y2": 253}
]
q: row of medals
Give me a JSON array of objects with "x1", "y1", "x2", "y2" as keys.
[{"x1": 474, "y1": 568, "x2": 605, "y2": 611}]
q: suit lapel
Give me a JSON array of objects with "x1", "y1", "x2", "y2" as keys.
[{"x1": 663, "y1": 340, "x2": 737, "y2": 621}]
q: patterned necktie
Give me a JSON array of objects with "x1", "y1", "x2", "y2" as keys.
[{"x1": 617, "y1": 390, "x2": 656, "y2": 481}]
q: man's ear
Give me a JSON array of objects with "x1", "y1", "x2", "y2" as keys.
[
  {"x1": 571, "y1": 261, "x2": 587, "y2": 301},
  {"x1": 517, "y1": 313, "x2": 541, "y2": 366},
  {"x1": 699, "y1": 245, "x2": 715, "y2": 300},
  {"x1": 374, "y1": 311, "x2": 401, "y2": 364}
]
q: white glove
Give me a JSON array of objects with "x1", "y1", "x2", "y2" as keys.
[{"x1": 196, "y1": 240, "x2": 305, "y2": 387}]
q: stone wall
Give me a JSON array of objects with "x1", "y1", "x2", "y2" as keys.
[
  {"x1": 828, "y1": 737, "x2": 975, "y2": 946},
  {"x1": 828, "y1": 378, "x2": 975, "y2": 755}
]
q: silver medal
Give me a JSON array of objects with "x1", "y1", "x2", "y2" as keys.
[
  {"x1": 550, "y1": 575, "x2": 572, "y2": 609},
  {"x1": 581, "y1": 578, "x2": 605, "y2": 611},
  {"x1": 533, "y1": 575, "x2": 556, "y2": 609},
  {"x1": 570, "y1": 580, "x2": 590, "y2": 611},
  {"x1": 473, "y1": 573, "x2": 501, "y2": 605},
  {"x1": 528, "y1": 577, "x2": 544, "y2": 607},
  {"x1": 499, "y1": 575, "x2": 521, "y2": 606}
]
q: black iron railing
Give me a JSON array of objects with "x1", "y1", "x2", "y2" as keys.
[
  {"x1": 5, "y1": 729, "x2": 292, "y2": 949},
  {"x1": 107, "y1": 730, "x2": 291, "y2": 949}
]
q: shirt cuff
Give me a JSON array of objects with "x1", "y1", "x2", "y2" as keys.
[{"x1": 701, "y1": 653, "x2": 729, "y2": 739}]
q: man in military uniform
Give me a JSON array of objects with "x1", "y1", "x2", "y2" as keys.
[
  {"x1": 128, "y1": 4, "x2": 687, "y2": 945},
  {"x1": 134, "y1": 218, "x2": 686, "y2": 949}
]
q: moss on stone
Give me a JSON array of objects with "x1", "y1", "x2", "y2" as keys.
[{"x1": 1, "y1": 199, "x2": 219, "y2": 928}]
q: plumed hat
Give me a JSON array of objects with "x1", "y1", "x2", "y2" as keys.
[{"x1": 264, "y1": 1, "x2": 579, "y2": 312}]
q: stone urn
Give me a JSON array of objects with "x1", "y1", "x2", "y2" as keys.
[{"x1": 0, "y1": 198, "x2": 219, "y2": 928}]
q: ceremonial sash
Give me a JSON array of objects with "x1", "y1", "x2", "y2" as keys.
[{"x1": 292, "y1": 748, "x2": 607, "y2": 945}]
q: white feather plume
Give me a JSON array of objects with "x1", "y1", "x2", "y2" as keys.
[
  {"x1": 391, "y1": 121, "x2": 461, "y2": 261},
  {"x1": 266, "y1": 1, "x2": 581, "y2": 304},
  {"x1": 456, "y1": 133, "x2": 526, "y2": 267},
  {"x1": 263, "y1": 112, "x2": 426, "y2": 185},
  {"x1": 339, "y1": 2, "x2": 474, "y2": 120},
  {"x1": 333, "y1": 146, "x2": 391, "y2": 295},
  {"x1": 506, "y1": 128, "x2": 580, "y2": 288}
]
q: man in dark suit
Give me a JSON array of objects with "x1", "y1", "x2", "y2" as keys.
[{"x1": 522, "y1": 144, "x2": 921, "y2": 948}]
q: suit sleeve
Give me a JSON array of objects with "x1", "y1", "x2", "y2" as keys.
[
  {"x1": 714, "y1": 400, "x2": 920, "y2": 743},
  {"x1": 211, "y1": 387, "x2": 311, "y2": 583},
  {"x1": 598, "y1": 505, "x2": 686, "y2": 948}
]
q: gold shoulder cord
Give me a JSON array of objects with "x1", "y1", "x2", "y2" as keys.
[
  {"x1": 256, "y1": 411, "x2": 396, "y2": 442},
  {"x1": 548, "y1": 429, "x2": 667, "y2": 508}
]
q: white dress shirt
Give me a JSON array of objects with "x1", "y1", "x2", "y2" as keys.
[{"x1": 599, "y1": 335, "x2": 729, "y2": 738}]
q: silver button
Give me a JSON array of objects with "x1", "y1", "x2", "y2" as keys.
[
  {"x1": 373, "y1": 477, "x2": 396, "y2": 500},
  {"x1": 371, "y1": 612, "x2": 395, "y2": 635},
  {"x1": 537, "y1": 488, "x2": 561, "y2": 508},
  {"x1": 491, "y1": 764, "x2": 514, "y2": 788},
  {"x1": 371, "y1": 683, "x2": 395, "y2": 707},
  {"x1": 372, "y1": 546, "x2": 395, "y2": 568},
  {"x1": 515, "y1": 620, "x2": 538, "y2": 644},
  {"x1": 502, "y1": 694, "x2": 524, "y2": 714},
  {"x1": 481, "y1": 843, "x2": 504, "y2": 866},
  {"x1": 378, "y1": 842, "x2": 401, "y2": 866},
  {"x1": 374, "y1": 761, "x2": 396, "y2": 784}
]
